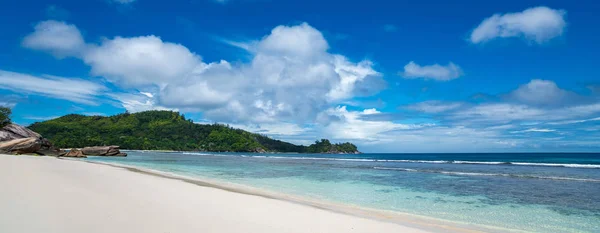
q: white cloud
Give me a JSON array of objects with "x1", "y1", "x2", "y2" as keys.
[
  {"x1": 511, "y1": 128, "x2": 556, "y2": 133},
  {"x1": 139, "y1": 92, "x2": 153, "y2": 98},
  {"x1": 485, "y1": 124, "x2": 516, "y2": 130},
  {"x1": 322, "y1": 106, "x2": 424, "y2": 140},
  {"x1": 548, "y1": 117, "x2": 600, "y2": 125},
  {"x1": 22, "y1": 20, "x2": 85, "y2": 58},
  {"x1": 83, "y1": 36, "x2": 202, "y2": 88},
  {"x1": 0, "y1": 101, "x2": 17, "y2": 108},
  {"x1": 23, "y1": 21, "x2": 384, "y2": 123},
  {"x1": 158, "y1": 60, "x2": 242, "y2": 110},
  {"x1": 0, "y1": 70, "x2": 105, "y2": 105},
  {"x1": 218, "y1": 38, "x2": 253, "y2": 51},
  {"x1": 228, "y1": 122, "x2": 309, "y2": 136},
  {"x1": 446, "y1": 77, "x2": 600, "y2": 124},
  {"x1": 405, "y1": 100, "x2": 463, "y2": 113},
  {"x1": 439, "y1": 79, "x2": 600, "y2": 126},
  {"x1": 450, "y1": 102, "x2": 600, "y2": 126},
  {"x1": 401, "y1": 61, "x2": 463, "y2": 81},
  {"x1": 450, "y1": 103, "x2": 546, "y2": 125},
  {"x1": 23, "y1": 115, "x2": 60, "y2": 121},
  {"x1": 506, "y1": 79, "x2": 575, "y2": 106},
  {"x1": 160, "y1": 80, "x2": 232, "y2": 109},
  {"x1": 470, "y1": 6, "x2": 566, "y2": 44},
  {"x1": 81, "y1": 36, "x2": 237, "y2": 111},
  {"x1": 323, "y1": 81, "x2": 600, "y2": 151},
  {"x1": 0, "y1": 95, "x2": 25, "y2": 109},
  {"x1": 257, "y1": 23, "x2": 329, "y2": 58},
  {"x1": 107, "y1": 92, "x2": 174, "y2": 113},
  {"x1": 164, "y1": 23, "x2": 381, "y2": 122},
  {"x1": 327, "y1": 56, "x2": 381, "y2": 101},
  {"x1": 361, "y1": 108, "x2": 381, "y2": 115},
  {"x1": 357, "y1": 125, "x2": 524, "y2": 153},
  {"x1": 581, "y1": 126, "x2": 600, "y2": 132},
  {"x1": 18, "y1": 19, "x2": 600, "y2": 151}
]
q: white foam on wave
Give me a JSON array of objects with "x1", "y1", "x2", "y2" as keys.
[
  {"x1": 374, "y1": 167, "x2": 418, "y2": 172},
  {"x1": 382, "y1": 160, "x2": 449, "y2": 163},
  {"x1": 249, "y1": 155, "x2": 377, "y2": 162},
  {"x1": 373, "y1": 167, "x2": 600, "y2": 182},
  {"x1": 452, "y1": 161, "x2": 508, "y2": 165},
  {"x1": 510, "y1": 162, "x2": 600, "y2": 169},
  {"x1": 181, "y1": 152, "x2": 227, "y2": 157},
  {"x1": 176, "y1": 152, "x2": 600, "y2": 168}
]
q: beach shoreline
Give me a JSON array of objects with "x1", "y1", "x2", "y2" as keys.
[
  {"x1": 82, "y1": 159, "x2": 518, "y2": 233},
  {"x1": 0, "y1": 154, "x2": 509, "y2": 233}
]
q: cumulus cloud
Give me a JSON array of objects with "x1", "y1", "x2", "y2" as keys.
[
  {"x1": 0, "y1": 70, "x2": 105, "y2": 105},
  {"x1": 401, "y1": 61, "x2": 463, "y2": 81},
  {"x1": 22, "y1": 20, "x2": 85, "y2": 58},
  {"x1": 83, "y1": 36, "x2": 202, "y2": 88},
  {"x1": 23, "y1": 21, "x2": 384, "y2": 126},
  {"x1": 19, "y1": 19, "x2": 600, "y2": 151},
  {"x1": 201, "y1": 23, "x2": 383, "y2": 123},
  {"x1": 328, "y1": 56, "x2": 382, "y2": 100},
  {"x1": 470, "y1": 6, "x2": 566, "y2": 44},
  {"x1": 505, "y1": 79, "x2": 578, "y2": 106},
  {"x1": 258, "y1": 23, "x2": 329, "y2": 58}
]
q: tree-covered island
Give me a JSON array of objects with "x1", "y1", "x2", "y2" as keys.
[{"x1": 27, "y1": 110, "x2": 360, "y2": 154}]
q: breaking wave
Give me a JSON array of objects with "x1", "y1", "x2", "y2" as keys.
[
  {"x1": 178, "y1": 152, "x2": 600, "y2": 169},
  {"x1": 373, "y1": 167, "x2": 600, "y2": 182}
]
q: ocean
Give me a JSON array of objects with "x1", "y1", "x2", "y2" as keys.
[{"x1": 86, "y1": 152, "x2": 600, "y2": 232}]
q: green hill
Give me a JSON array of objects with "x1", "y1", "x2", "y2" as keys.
[{"x1": 27, "y1": 110, "x2": 359, "y2": 153}]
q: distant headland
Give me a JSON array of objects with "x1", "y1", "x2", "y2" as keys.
[{"x1": 24, "y1": 110, "x2": 359, "y2": 154}]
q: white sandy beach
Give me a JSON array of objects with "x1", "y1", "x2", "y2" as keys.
[{"x1": 0, "y1": 155, "x2": 444, "y2": 233}]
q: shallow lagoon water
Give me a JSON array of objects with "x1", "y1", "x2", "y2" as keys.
[{"x1": 88, "y1": 152, "x2": 600, "y2": 232}]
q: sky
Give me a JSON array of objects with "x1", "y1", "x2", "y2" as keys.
[{"x1": 1, "y1": 0, "x2": 599, "y2": 152}]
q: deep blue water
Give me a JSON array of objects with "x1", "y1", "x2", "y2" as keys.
[{"x1": 88, "y1": 152, "x2": 600, "y2": 232}]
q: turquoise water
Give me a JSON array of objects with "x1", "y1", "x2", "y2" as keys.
[{"x1": 87, "y1": 152, "x2": 600, "y2": 232}]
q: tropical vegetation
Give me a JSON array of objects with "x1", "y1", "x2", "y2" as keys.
[
  {"x1": 0, "y1": 107, "x2": 11, "y2": 128},
  {"x1": 28, "y1": 110, "x2": 359, "y2": 153}
]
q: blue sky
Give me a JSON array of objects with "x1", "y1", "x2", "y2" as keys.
[{"x1": 1, "y1": 0, "x2": 599, "y2": 152}]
